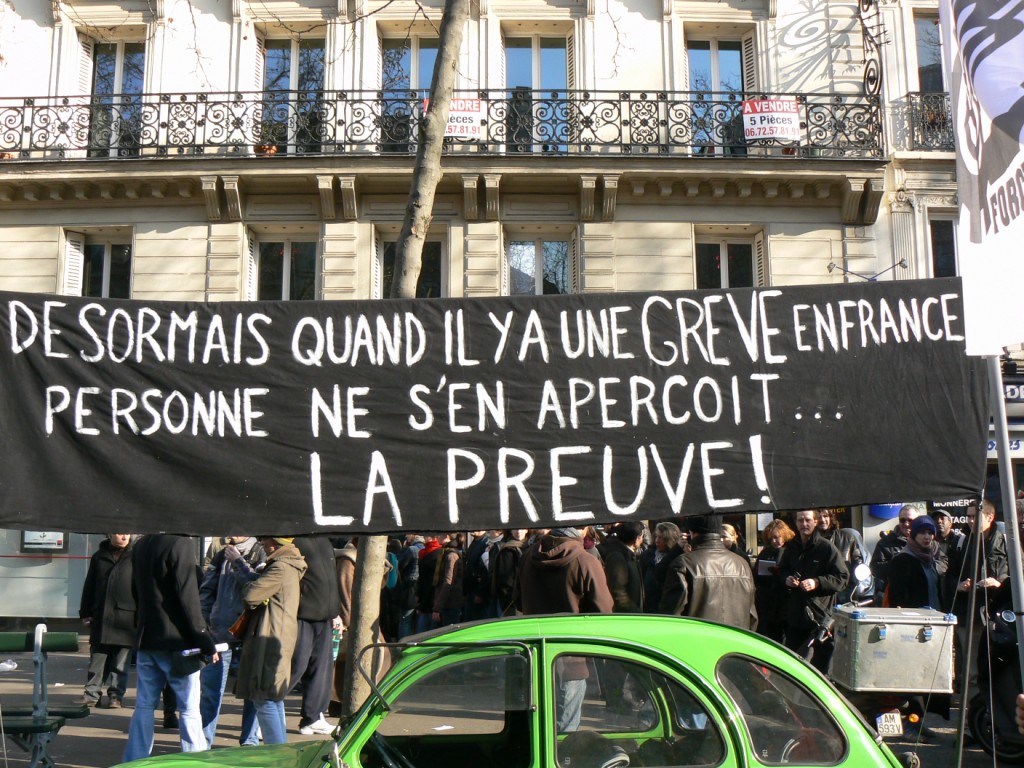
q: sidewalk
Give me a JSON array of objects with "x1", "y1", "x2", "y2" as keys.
[{"x1": 0, "y1": 642, "x2": 324, "y2": 768}]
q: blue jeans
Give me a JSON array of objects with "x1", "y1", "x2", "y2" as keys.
[
  {"x1": 253, "y1": 699, "x2": 287, "y2": 744},
  {"x1": 123, "y1": 650, "x2": 207, "y2": 762},
  {"x1": 200, "y1": 646, "x2": 259, "y2": 746}
]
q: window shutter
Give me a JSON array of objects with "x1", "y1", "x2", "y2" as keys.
[
  {"x1": 377, "y1": 34, "x2": 384, "y2": 90},
  {"x1": 678, "y1": 24, "x2": 689, "y2": 92},
  {"x1": 373, "y1": 229, "x2": 381, "y2": 298},
  {"x1": 741, "y1": 30, "x2": 758, "y2": 94},
  {"x1": 566, "y1": 33, "x2": 576, "y2": 92},
  {"x1": 499, "y1": 228, "x2": 508, "y2": 295},
  {"x1": 63, "y1": 232, "x2": 86, "y2": 296},
  {"x1": 254, "y1": 34, "x2": 266, "y2": 91},
  {"x1": 570, "y1": 229, "x2": 580, "y2": 294},
  {"x1": 754, "y1": 230, "x2": 768, "y2": 287},
  {"x1": 78, "y1": 34, "x2": 95, "y2": 95},
  {"x1": 245, "y1": 229, "x2": 258, "y2": 300}
]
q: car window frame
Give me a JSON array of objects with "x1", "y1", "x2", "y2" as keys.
[
  {"x1": 544, "y1": 641, "x2": 732, "y2": 768},
  {"x1": 714, "y1": 653, "x2": 850, "y2": 767}
]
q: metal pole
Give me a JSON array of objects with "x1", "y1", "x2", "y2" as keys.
[
  {"x1": 953, "y1": 514, "x2": 982, "y2": 768},
  {"x1": 986, "y1": 356, "x2": 1024, "y2": 695}
]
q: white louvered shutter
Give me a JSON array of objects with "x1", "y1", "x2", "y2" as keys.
[
  {"x1": 679, "y1": 24, "x2": 689, "y2": 91},
  {"x1": 499, "y1": 228, "x2": 508, "y2": 296},
  {"x1": 754, "y1": 231, "x2": 768, "y2": 287},
  {"x1": 373, "y1": 230, "x2": 382, "y2": 298},
  {"x1": 63, "y1": 232, "x2": 86, "y2": 296},
  {"x1": 566, "y1": 33, "x2": 576, "y2": 92},
  {"x1": 254, "y1": 34, "x2": 266, "y2": 91},
  {"x1": 78, "y1": 34, "x2": 95, "y2": 95},
  {"x1": 741, "y1": 31, "x2": 758, "y2": 94},
  {"x1": 570, "y1": 229, "x2": 580, "y2": 294},
  {"x1": 245, "y1": 230, "x2": 259, "y2": 300}
]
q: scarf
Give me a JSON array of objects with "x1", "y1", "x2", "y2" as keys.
[{"x1": 902, "y1": 537, "x2": 938, "y2": 564}]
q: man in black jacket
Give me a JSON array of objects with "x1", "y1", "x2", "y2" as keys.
[
  {"x1": 123, "y1": 534, "x2": 218, "y2": 763},
  {"x1": 869, "y1": 504, "x2": 921, "y2": 604},
  {"x1": 659, "y1": 516, "x2": 756, "y2": 629},
  {"x1": 778, "y1": 509, "x2": 849, "y2": 673},
  {"x1": 290, "y1": 535, "x2": 341, "y2": 736},
  {"x1": 77, "y1": 533, "x2": 135, "y2": 709}
]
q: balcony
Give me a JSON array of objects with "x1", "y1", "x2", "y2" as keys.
[
  {"x1": 907, "y1": 92, "x2": 954, "y2": 151},
  {"x1": 0, "y1": 89, "x2": 884, "y2": 161}
]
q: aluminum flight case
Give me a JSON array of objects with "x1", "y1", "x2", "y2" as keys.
[{"x1": 830, "y1": 605, "x2": 956, "y2": 693}]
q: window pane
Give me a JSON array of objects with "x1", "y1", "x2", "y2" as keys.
[
  {"x1": 542, "y1": 240, "x2": 570, "y2": 294},
  {"x1": 696, "y1": 242, "x2": 722, "y2": 289},
  {"x1": 289, "y1": 241, "x2": 317, "y2": 300},
  {"x1": 92, "y1": 44, "x2": 118, "y2": 96},
  {"x1": 383, "y1": 242, "x2": 443, "y2": 298},
  {"x1": 727, "y1": 243, "x2": 754, "y2": 288},
  {"x1": 83, "y1": 244, "x2": 105, "y2": 298},
  {"x1": 418, "y1": 38, "x2": 438, "y2": 91},
  {"x1": 264, "y1": 40, "x2": 292, "y2": 91},
  {"x1": 717, "y1": 655, "x2": 846, "y2": 765},
  {"x1": 258, "y1": 241, "x2": 285, "y2": 300},
  {"x1": 121, "y1": 43, "x2": 146, "y2": 96},
  {"x1": 930, "y1": 219, "x2": 957, "y2": 277},
  {"x1": 107, "y1": 244, "x2": 132, "y2": 299},
  {"x1": 382, "y1": 40, "x2": 411, "y2": 91},
  {"x1": 717, "y1": 40, "x2": 743, "y2": 94},
  {"x1": 915, "y1": 17, "x2": 944, "y2": 92},
  {"x1": 297, "y1": 39, "x2": 325, "y2": 92},
  {"x1": 539, "y1": 38, "x2": 567, "y2": 92},
  {"x1": 508, "y1": 241, "x2": 537, "y2": 295},
  {"x1": 365, "y1": 655, "x2": 532, "y2": 768},
  {"x1": 506, "y1": 38, "x2": 532, "y2": 90},
  {"x1": 553, "y1": 654, "x2": 725, "y2": 767},
  {"x1": 687, "y1": 41, "x2": 711, "y2": 92}
]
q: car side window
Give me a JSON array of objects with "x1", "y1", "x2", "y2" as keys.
[
  {"x1": 552, "y1": 654, "x2": 725, "y2": 768},
  {"x1": 362, "y1": 653, "x2": 532, "y2": 768},
  {"x1": 716, "y1": 655, "x2": 846, "y2": 765}
]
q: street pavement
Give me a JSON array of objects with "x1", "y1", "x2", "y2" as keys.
[{"x1": 0, "y1": 641, "x2": 1009, "y2": 767}]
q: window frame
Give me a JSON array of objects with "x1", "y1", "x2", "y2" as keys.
[
  {"x1": 376, "y1": 235, "x2": 447, "y2": 299},
  {"x1": 506, "y1": 236, "x2": 574, "y2": 296},
  {"x1": 251, "y1": 235, "x2": 319, "y2": 301},
  {"x1": 257, "y1": 34, "x2": 326, "y2": 154},
  {"x1": 83, "y1": 240, "x2": 133, "y2": 299},
  {"x1": 695, "y1": 237, "x2": 756, "y2": 290},
  {"x1": 926, "y1": 214, "x2": 958, "y2": 278},
  {"x1": 911, "y1": 13, "x2": 945, "y2": 93}
]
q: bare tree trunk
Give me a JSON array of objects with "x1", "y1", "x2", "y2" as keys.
[
  {"x1": 340, "y1": 0, "x2": 470, "y2": 717},
  {"x1": 390, "y1": 0, "x2": 470, "y2": 300}
]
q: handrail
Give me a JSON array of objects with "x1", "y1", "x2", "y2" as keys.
[{"x1": 0, "y1": 89, "x2": 884, "y2": 160}]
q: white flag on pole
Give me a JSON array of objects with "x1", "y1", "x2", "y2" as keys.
[{"x1": 940, "y1": 0, "x2": 1024, "y2": 356}]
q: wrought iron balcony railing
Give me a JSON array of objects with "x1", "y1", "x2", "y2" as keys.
[
  {"x1": 0, "y1": 89, "x2": 884, "y2": 161},
  {"x1": 908, "y1": 91, "x2": 954, "y2": 151}
]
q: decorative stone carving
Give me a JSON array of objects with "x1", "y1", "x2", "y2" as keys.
[
  {"x1": 602, "y1": 175, "x2": 619, "y2": 220},
  {"x1": 462, "y1": 175, "x2": 479, "y2": 221},
  {"x1": 338, "y1": 175, "x2": 357, "y2": 220},
  {"x1": 862, "y1": 178, "x2": 883, "y2": 225},
  {"x1": 736, "y1": 181, "x2": 752, "y2": 198},
  {"x1": 316, "y1": 175, "x2": 336, "y2": 220},
  {"x1": 222, "y1": 176, "x2": 241, "y2": 221},
  {"x1": 630, "y1": 180, "x2": 645, "y2": 196},
  {"x1": 483, "y1": 174, "x2": 500, "y2": 220},
  {"x1": 580, "y1": 176, "x2": 596, "y2": 221},
  {"x1": 889, "y1": 188, "x2": 914, "y2": 213},
  {"x1": 762, "y1": 181, "x2": 779, "y2": 199},
  {"x1": 201, "y1": 176, "x2": 221, "y2": 221},
  {"x1": 684, "y1": 180, "x2": 700, "y2": 197}
]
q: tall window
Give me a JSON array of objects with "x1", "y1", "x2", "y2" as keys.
[
  {"x1": 88, "y1": 41, "x2": 145, "y2": 156},
  {"x1": 380, "y1": 37, "x2": 437, "y2": 151},
  {"x1": 258, "y1": 240, "x2": 317, "y2": 300},
  {"x1": 696, "y1": 240, "x2": 753, "y2": 289},
  {"x1": 381, "y1": 241, "x2": 443, "y2": 298},
  {"x1": 687, "y1": 37, "x2": 751, "y2": 154},
  {"x1": 260, "y1": 38, "x2": 325, "y2": 152},
  {"x1": 914, "y1": 16, "x2": 944, "y2": 92},
  {"x1": 929, "y1": 218, "x2": 957, "y2": 278},
  {"x1": 84, "y1": 243, "x2": 132, "y2": 299},
  {"x1": 505, "y1": 36, "x2": 569, "y2": 151},
  {"x1": 508, "y1": 239, "x2": 570, "y2": 295}
]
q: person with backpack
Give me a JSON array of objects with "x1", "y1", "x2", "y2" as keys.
[
  {"x1": 490, "y1": 529, "x2": 528, "y2": 616},
  {"x1": 464, "y1": 531, "x2": 503, "y2": 621}
]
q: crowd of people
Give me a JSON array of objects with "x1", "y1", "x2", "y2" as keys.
[{"x1": 74, "y1": 500, "x2": 1015, "y2": 759}]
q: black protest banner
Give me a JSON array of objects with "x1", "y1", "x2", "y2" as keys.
[{"x1": 0, "y1": 279, "x2": 989, "y2": 535}]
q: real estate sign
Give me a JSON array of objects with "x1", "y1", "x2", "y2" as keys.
[{"x1": 742, "y1": 98, "x2": 801, "y2": 143}]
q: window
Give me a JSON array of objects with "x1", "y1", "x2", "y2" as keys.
[
  {"x1": 256, "y1": 240, "x2": 317, "y2": 300},
  {"x1": 381, "y1": 241, "x2": 443, "y2": 298},
  {"x1": 687, "y1": 35, "x2": 754, "y2": 155},
  {"x1": 379, "y1": 36, "x2": 438, "y2": 152},
  {"x1": 929, "y1": 218, "x2": 958, "y2": 278},
  {"x1": 361, "y1": 654, "x2": 533, "y2": 768},
  {"x1": 696, "y1": 240, "x2": 754, "y2": 289},
  {"x1": 508, "y1": 239, "x2": 571, "y2": 295},
  {"x1": 83, "y1": 243, "x2": 132, "y2": 299},
  {"x1": 504, "y1": 36, "x2": 571, "y2": 152},
  {"x1": 85, "y1": 40, "x2": 145, "y2": 157},
  {"x1": 551, "y1": 654, "x2": 725, "y2": 767},
  {"x1": 716, "y1": 655, "x2": 845, "y2": 765},
  {"x1": 259, "y1": 37, "x2": 325, "y2": 153},
  {"x1": 914, "y1": 16, "x2": 944, "y2": 92}
]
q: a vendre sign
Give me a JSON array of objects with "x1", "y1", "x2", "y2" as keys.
[
  {"x1": 742, "y1": 98, "x2": 801, "y2": 142},
  {"x1": 425, "y1": 97, "x2": 486, "y2": 138}
]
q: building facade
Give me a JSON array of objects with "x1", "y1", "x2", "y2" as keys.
[{"x1": 0, "y1": 0, "x2": 1008, "y2": 617}]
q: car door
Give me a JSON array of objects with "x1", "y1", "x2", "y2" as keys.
[
  {"x1": 542, "y1": 644, "x2": 737, "y2": 767},
  {"x1": 347, "y1": 647, "x2": 538, "y2": 768}
]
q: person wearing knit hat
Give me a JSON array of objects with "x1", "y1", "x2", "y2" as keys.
[
  {"x1": 910, "y1": 515, "x2": 937, "y2": 538},
  {"x1": 272, "y1": 537, "x2": 294, "y2": 545},
  {"x1": 886, "y1": 514, "x2": 945, "y2": 611}
]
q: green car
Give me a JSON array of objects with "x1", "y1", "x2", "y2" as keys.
[{"x1": 119, "y1": 615, "x2": 915, "y2": 768}]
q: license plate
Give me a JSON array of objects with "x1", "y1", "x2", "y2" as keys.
[{"x1": 876, "y1": 710, "x2": 903, "y2": 737}]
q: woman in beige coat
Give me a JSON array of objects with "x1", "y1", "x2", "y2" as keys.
[{"x1": 230, "y1": 536, "x2": 306, "y2": 744}]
